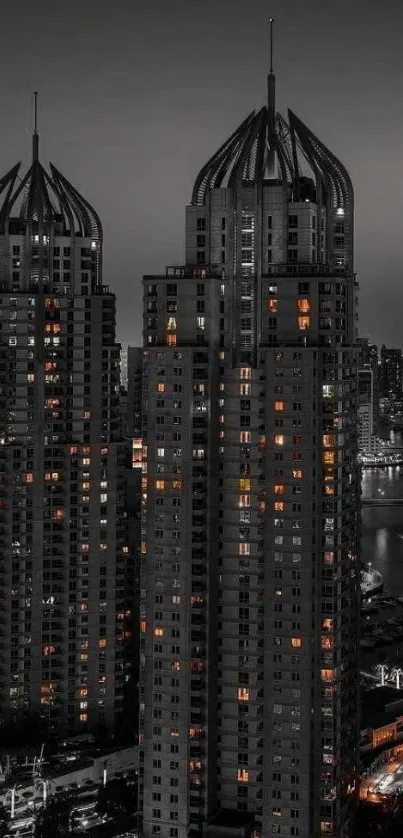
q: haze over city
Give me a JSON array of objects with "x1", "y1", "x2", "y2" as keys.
[{"x1": 0, "y1": 0, "x2": 401, "y2": 348}]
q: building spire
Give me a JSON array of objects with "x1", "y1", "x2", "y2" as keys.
[
  {"x1": 32, "y1": 91, "x2": 39, "y2": 162},
  {"x1": 267, "y1": 18, "x2": 276, "y2": 121}
]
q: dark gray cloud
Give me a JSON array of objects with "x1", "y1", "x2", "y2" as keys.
[{"x1": 1, "y1": 0, "x2": 401, "y2": 349}]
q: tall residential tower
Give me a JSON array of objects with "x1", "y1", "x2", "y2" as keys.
[
  {"x1": 0, "y1": 123, "x2": 128, "y2": 735},
  {"x1": 140, "y1": 46, "x2": 360, "y2": 838}
]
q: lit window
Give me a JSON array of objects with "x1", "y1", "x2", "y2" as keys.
[
  {"x1": 26, "y1": 473, "x2": 34, "y2": 483},
  {"x1": 239, "y1": 543, "x2": 250, "y2": 555},
  {"x1": 167, "y1": 317, "x2": 177, "y2": 330},
  {"x1": 292, "y1": 469, "x2": 303, "y2": 479},
  {"x1": 291, "y1": 638, "x2": 302, "y2": 648},
  {"x1": 275, "y1": 401, "x2": 284, "y2": 412},
  {"x1": 240, "y1": 383, "x2": 251, "y2": 395},
  {"x1": 274, "y1": 435, "x2": 284, "y2": 446},
  {"x1": 297, "y1": 298, "x2": 310, "y2": 314},
  {"x1": 239, "y1": 495, "x2": 251, "y2": 509},
  {"x1": 323, "y1": 451, "x2": 335, "y2": 465},
  {"x1": 268, "y1": 299, "x2": 278, "y2": 313},
  {"x1": 322, "y1": 435, "x2": 335, "y2": 448},
  {"x1": 298, "y1": 316, "x2": 310, "y2": 330},
  {"x1": 172, "y1": 480, "x2": 182, "y2": 490},
  {"x1": 274, "y1": 485, "x2": 284, "y2": 495},
  {"x1": 167, "y1": 334, "x2": 177, "y2": 347},
  {"x1": 238, "y1": 478, "x2": 251, "y2": 491},
  {"x1": 79, "y1": 713, "x2": 88, "y2": 722},
  {"x1": 239, "y1": 431, "x2": 251, "y2": 443},
  {"x1": 258, "y1": 435, "x2": 267, "y2": 449},
  {"x1": 237, "y1": 769, "x2": 249, "y2": 783},
  {"x1": 154, "y1": 627, "x2": 164, "y2": 637},
  {"x1": 321, "y1": 669, "x2": 334, "y2": 682},
  {"x1": 157, "y1": 383, "x2": 165, "y2": 393},
  {"x1": 324, "y1": 552, "x2": 334, "y2": 564},
  {"x1": 274, "y1": 502, "x2": 284, "y2": 512},
  {"x1": 240, "y1": 368, "x2": 252, "y2": 380},
  {"x1": 237, "y1": 688, "x2": 249, "y2": 701},
  {"x1": 155, "y1": 480, "x2": 165, "y2": 490}
]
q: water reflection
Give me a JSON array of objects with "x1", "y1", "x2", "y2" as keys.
[{"x1": 362, "y1": 431, "x2": 403, "y2": 595}]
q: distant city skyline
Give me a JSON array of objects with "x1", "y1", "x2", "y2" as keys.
[{"x1": 0, "y1": 0, "x2": 402, "y2": 347}]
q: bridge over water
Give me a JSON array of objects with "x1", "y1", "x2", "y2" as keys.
[{"x1": 362, "y1": 498, "x2": 403, "y2": 507}]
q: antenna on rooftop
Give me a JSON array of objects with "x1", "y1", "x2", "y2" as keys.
[{"x1": 32, "y1": 91, "x2": 39, "y2": 162}]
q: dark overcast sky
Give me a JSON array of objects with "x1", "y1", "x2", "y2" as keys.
[{"x1": 1, "y1": 0, "x2": 402, "y2": 348}]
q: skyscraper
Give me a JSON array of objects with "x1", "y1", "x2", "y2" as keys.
[
  {"x1": 0, "y1": 120, "x2": 128, "y2": 735},
  {"x1": 140, "y1": 41, "x2": 360, "y2": 838},
  {"x1": 379, "y1": 345, "x2": 403, "y2": 402}
]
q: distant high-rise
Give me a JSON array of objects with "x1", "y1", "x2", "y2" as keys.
[
  {"x1": 139, "y1": 40, "x2": 360, "y2": 838},
  {"x1": 0, "y1": 121, "x2": 128, "y2": 735},
  {"x1": 379, "y1": 345, "x2": 403, "y2": 401},
  {"x1": 358, "y1": 368, "x2": 375, "y2": 453},
  {"x1": 357, "y1": 339, "x2": 379, "y2": 435}
]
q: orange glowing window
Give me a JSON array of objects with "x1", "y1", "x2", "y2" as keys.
[
  {"x1": 324, "y1": 485, "x2": 335, "y2": 496},
  {"x1": 167, "y1": 334, "x2": 177, "y2": 347},
  {"x1": 52, "y1": 509, "x2": 64, "y2": 521},
  {"x1": 274, "y1": 485, "x2": 284, "y2": 495},
  {"x1": 140, "y1": 621, "x2": 146, "y2": 633},
  {"x1": 26, "y1": 473, "x2": 34, "y2": 483},
  {"x1": 239, "y1": 543, "x2": 250, "y2": 555},
  {"x1": 297, "y1": 298, "x2": 310, "y2": 314},
  {"x1": 275, "y1": 401, "x2": 284, "y2": 412},
  {"x1": 141, "y1": 541, "x2": 147, "y2": 555},
  {"x1": 259, "y1": 501, "x2": 266, "y2": 513},
  {"x1": 239, "y1": 495, "x2": 251, "y2": 509},
  {"x1": 99, "y1": 639, "x2": 107, "y2": 648},
  {"x1": 292, "y1": 469, "x2": 303, "y2": 479},
  {"x1": 172, "y1": 480, "x2": 182, "y2": 490},
  {"x1": 239, "y1": 478, "x2": 251, "y2": 491},
  {"x1": 157, "y1": 383, "x2": 165, "y2": 393},
  {"x1": 323, "y1": 618, "x2": 333, "y2": 631},
  {"x1": 240, "y1": 368, "x2": 252, "y2": 380},
  {"x1": 154, "y1": 627, "x2": 164, "y2": 637},
  {"x1": 239, "y1": 431, "x2": 251, "y2": 443},
  {"x1": 298, "y1": 316, "x2": 310, "y2": 331},
  {"x1": 70, "y1": 445, "x2": 78, "y2": 455},
  {"x1": 83, "y1": 410, "x2": 91, "y2": 420},
  {"x1": 274, "y1": 434, "x2": 284, "y2": 446},
  {"x1": 321, "y1": 669, "x2": 334, "y2": 682},
  {"x1": 291, "y1": 637, "x2": 302, "y2": 648},
  {"x1": 240, "y1": 383, "x2": 251, "y2": 395},
  {"x1": 43, "y1": 645, "x2": 55, "y2": 656},
  {"x1": 268, "y1": 298, "x2": 278, "y2": 313},
  {"x1": 322, "y1": 451, "x2": 335, "y2": 465},
  {"x1": 321, "y1": 636, "x2": 333, "y2": 650},
  {"x1": 172, "y1": 661, "x2": 181, "y2": 672},
  {"x1": 237, "y1": 688, "x2": 249, "y2": 701},
  {"x1": 79, "y1": 713, "x2": 88, "y2": 722},
  {"x1": 258, "y1": 435, "x2": 267, "y2": 449},
  {"x1": 274, "y1": 501, "x2": 284, "y2": 512},
  {"x1": 237, "y1": 769, "x2": 249, "y2": 783},
  {"x1": 155, "y1": 480, "x2": 165, "y2": 490},
  {"x1": 80, "y1": 688, "x2": 88, "y2": 697},
  {"x1": 322, "y1": 435, "x2": 336, "y2": 448},
  {"x1": 324, "y1": 552, "x2": 334, "y2": 564}
]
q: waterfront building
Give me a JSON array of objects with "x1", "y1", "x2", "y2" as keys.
[
  {"x1": 0, "y1": 121, "x2": 129, "y2": 735},
  {"x1": 358, "y1": 368, "x2": 376, "y2": 454},
  {"x1": 379, "y1": 345, "x2": 403, "y2": 402},
  {"x1": 357, "y1": 339, "x2": 379, "y2": 435},
  {"x1": 139, "y1": 42, "x2": 361, "y2": 838}
]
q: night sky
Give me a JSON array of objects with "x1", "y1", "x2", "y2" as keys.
[{"x1": 1, "y1": 0, "x2": 402, "y2": 349}]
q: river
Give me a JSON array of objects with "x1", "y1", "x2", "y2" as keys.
[{"x1": 361, "y1": 430, "x2": 403, "y2": 595}]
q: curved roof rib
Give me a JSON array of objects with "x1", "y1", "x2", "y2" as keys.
[{"x1": 0, "y1": 158, "x2": 101, "y2": 240}]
